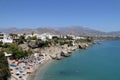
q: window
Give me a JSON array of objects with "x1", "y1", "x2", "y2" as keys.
[
  {"x1": 0, "y1": 34, "x2": 4, "y2": 36},
  {"x1": 0, "y1": 37, "x2": 3, "y2": 39}
]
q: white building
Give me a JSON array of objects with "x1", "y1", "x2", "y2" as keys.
[
  {"x1": 25, "y1": 33, "x2": 39, "y2": 39},
  {"x1": 0, "y1": 32, "x2": 13, "y2": 43},
  {"x1": 25, "y1": 33, "x2": 57, "y2": 41},
  {"x1": 37, "y1": 33, "x2": 53, "y2": 41},
  {"x1": 67, "y1": 34, "x2": 86, "y2": 40},
  {"x1": 74, "y1": 36, "x2": 86, "y2": 40}
]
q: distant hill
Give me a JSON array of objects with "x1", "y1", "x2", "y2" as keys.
[
  {"x1": 107, "y1": 31, "x2": 120, "y2": 36},
  {"x1": 0, "y1": 26, "x2": 120, "y2": 37},
  {"x1": 53, "y1": 26, "x2": 107, "y2": 36}
]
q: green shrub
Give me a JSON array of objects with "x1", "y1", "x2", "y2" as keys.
[
  {"x1": 0, "y1": 51, "x2": 10, "y2": 80},
  {"x1": 4, "y1": 43, "x2": 28, "y2": 59}
]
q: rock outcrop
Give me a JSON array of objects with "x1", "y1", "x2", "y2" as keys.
[
  {"x1": 50, "y1": 50, "x2": 71, "y2": 60},
  {"x1": 56, "y1": 53, "x2": 62, "y2": 60},
  {"x1": 49, "y1": 43, "x2": 89, "y2": 60},
  {"x1": 61, "y1": 51, "x2": 71, "y2": 57},
  {"x1": 78, "y1": 43, "x2": 88, "y2": 49},
  {"x1": 28, "y1": 40, "x2": 45, "y2": 49},
  {"x1": 28, "y1": 40, "x2": 38, "y2": 48}
]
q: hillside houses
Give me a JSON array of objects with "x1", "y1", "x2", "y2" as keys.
[
  {"x1": 25, "y1": 33, "x2": 59, "y2": 41},
  {"x1": 0, "y1": 32, "x2": 13, "y2": 43},
  {"x1": 66, "y1": 34, "x2": 86, "y2": 40},
  {"x1": 0, "y1": 32, "x2": 87, "y2": 43}
]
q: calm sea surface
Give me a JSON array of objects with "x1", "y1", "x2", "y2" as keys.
[{"x1": 34, "y1": 40, "x2": 120, "y2": 80}]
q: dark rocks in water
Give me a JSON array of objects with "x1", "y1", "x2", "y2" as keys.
[
  {"x1": 92, "y1": 41, "x2": 96, "y2": 44},
  {"x1": 78, "y1": 43, "x2": 88, "y2": 49},
  {"x1": 78, "y1": 45, "x2": 85, "y2": 49},
  {"x1": 72, "y1": 49, "x2": 76, "y2": 51},
  {"x1": 50, "y1": 51, "x2": 71, "y2": 60},
  {"x1": 56, "y1": 53, "x2": 62, "y2": 60},
  {"x1": 61, "y1": 51, "x2": 71, "y2": 57},
  {"x1": 50, "y1": 53, "x2": 62, "y2": 60},
  {"x1": 68, "y1": 51, "x2": 72, "y2": 54},
  {"x1": 50, "y1": 54, "x2": 56, "y2": 59}
]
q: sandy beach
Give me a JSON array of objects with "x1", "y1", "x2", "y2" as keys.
[
  {"x1": 8, "y1": 52, "x2": 49, "y2": 80},
  {"x1": 8, "y1": 43, "x2": 88, "y2": 80},
  {"x1": 27, "y1": 45, "x2": 77, "y2": 80},
  {"x1": 27, "y1": 55, "x2": 52, "y2": 80}
]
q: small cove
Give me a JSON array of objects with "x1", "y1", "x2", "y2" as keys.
[{"x1": 34, "y1": 40, "x2": 120, "y2": 80}]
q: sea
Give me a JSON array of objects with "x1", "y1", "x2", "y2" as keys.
[{"x1": 34, "y1": 40, "x2": 120, "y2": 80}]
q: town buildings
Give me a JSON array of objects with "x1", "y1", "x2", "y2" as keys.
[{"x1": 0, "y1": 32, "x2": 13, "y2": 43}]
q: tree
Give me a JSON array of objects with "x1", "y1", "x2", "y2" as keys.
[
  {"x1": 5, "y1": 43, "x2": 28, "y2": 59},
  {"x1": 75, "y1": 39, "x2": 86, "y2": 43},
  {"x1": 2, "y1": 43, "x2": 10, "y2": 48},
  {"x1": 0, "y1": 51, "x2": 10, "y2": 80},
  {"x1": 66, "y1": 36, "x2": 73, "y2": 40},
  {"x1": 18, "y1": 35, "x2": 26, "y2": 44},
  {"x1": 9, "y1": 33, "x2": 18, "y2": 39},
  {"x1": 86, "y1": 37, "x2": 93, "y2": 42},
  {"x1": 27, "y1": 36, "x2": 37, "y2": 41},
  {"x1": 23, "y1": 33, "x2": 26, "y2": 36},
  {"x1": 0, "y1": 41, "x2": 3, "y2": 47}
]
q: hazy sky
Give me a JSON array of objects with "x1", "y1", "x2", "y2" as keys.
[{"x1": 0, "y1": 0, "x2": 120, "y2": 32}]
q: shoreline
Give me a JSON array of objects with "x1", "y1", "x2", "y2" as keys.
[
  {"x1": 27, "y1": 56, "x2": 52, "y2": 80},
  {"x1": 8, "y1": 43, "x2": 90, "y2": 80},
  {"x1": 27, "y1": 43, "x2": 89, "y2": 80}
]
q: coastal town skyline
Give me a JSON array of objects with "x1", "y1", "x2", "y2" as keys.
[{"x1": 0, "y1": 0, "x2": 120, "y2": 32}]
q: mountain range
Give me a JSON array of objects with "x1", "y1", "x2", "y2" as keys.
[{"x1": 0, "y1": 26, "x2": 120, "y2": 37}]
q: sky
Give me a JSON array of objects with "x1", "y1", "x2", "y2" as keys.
[{"x1": 0, "y1": 0, "x2": 120, "y2": 32}]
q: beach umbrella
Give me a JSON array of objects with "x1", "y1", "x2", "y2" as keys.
[
  {"x1": 34, "y1": 53, "x2": 38, "y2": 58},
  {"x1": 27, "y1": 68, "x2": 33, "y2": 74},
  {"x1": 16, "y1": 71, "x2": 20, "y2": 75},
  {"x1": 22, "y1": 71, "x2": 27, "y2": 75},
  {"x1": 10, "y1": 63, "x2": 16, "y2": 67}
]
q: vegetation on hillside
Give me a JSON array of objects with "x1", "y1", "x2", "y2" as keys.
[
  {"x1": 0, "y1": 51, "x2": 10, "y2": 80},
  {"x1": 18, "y1": 35, "x2": 26, "y2": 44},
  {"x1": 0, "y1": 33, "x2": 94, "y2": 80},
  {"x1": 3, "y1": 43, "x2": 28, "y2": 59}
]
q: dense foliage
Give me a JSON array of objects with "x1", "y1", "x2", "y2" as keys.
[
  {"x1": 27, "y1": 36, "x2": 38, "y2": 41},
  {"x1": 4, "y1": 43, "x2": 28, "y2": 59},
  {"x1": 18, "y1": 35, "x2": 26, "y2": 44},
  {"x1": 75, "y1": 37, "x2": 93, "y2": 43},
  {"x1": 0, "y1": 51, "x2": 10, "y2": 80},
  {"x1": 0, "y1": 41, "x2": 3, "y2": 47}
]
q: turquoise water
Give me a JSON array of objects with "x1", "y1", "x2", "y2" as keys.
[{"x1": 35, "y1": 40, "x2": 120, "y2": 80}]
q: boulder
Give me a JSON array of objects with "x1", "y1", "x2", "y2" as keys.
[
  {"x1": 50, "y1": 53, "x2": 62, "y2": 60},
  {"x1": 78, "y1": 43, "x2": 88, "y2": 49},
  {"x1": 56, "y1": 53, "x2": 62, "y2": 60},
  {"x1": 61, "y1": 51, "x2": 70, "y2": 57},
  {"x1": 18, "y1": 43, "x2": 29, "y2": 51},
  {"x1": 50, "y1": 54, "x2": 56, "y2": 59},
  {"x1": 28, "y1": 40, "x2": 38, "y2": 49}
]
